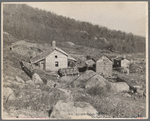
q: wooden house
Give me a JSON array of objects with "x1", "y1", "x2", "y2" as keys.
[
  {"x1": 85, "y1": 59, "x2": 96, "y2": 71},
  {"x1": 96, "y1": 55, "x2": 113, "y2": 77},
  {"x1": 30, "y1": 41, "x2": 76, "y2": 71}
]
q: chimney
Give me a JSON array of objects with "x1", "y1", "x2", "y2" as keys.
[{"x1": 52, "y1": 41, "x2": 56, "y2": 48}]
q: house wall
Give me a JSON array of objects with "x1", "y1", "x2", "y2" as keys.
[
  {"x1": 45, "y1": 50, "x2": 68, "y2": 71},
  {"x1": 39, "y1": 60, "x2": 45, "y2": 70},
  {"x1": 96, "y1": 56, "x2": 112, "y2": 76},
  {"x1": 121, "y1": 59, "x2": 130, "y2": 68}
]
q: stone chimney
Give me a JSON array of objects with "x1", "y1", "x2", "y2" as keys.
[{"x1": 52, "y1": 41, "x2": 56, "y2": 48}]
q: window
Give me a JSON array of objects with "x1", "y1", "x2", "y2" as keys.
[
  {"x1": 55, "y1": 55, "x2": 58, "y2": 58},
  {"x1": 55, "y1": 61, "x2": 59, "y2": 67}
]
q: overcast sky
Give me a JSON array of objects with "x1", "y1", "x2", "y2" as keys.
[{"x1": 26, "y1": 2, "x2": 148, "y2": 37}]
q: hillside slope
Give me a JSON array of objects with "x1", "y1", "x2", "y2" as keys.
[{"x1": 3, "y1": 4, "x2": 145, "y2": 53}]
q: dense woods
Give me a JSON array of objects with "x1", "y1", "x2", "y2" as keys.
[{"x1": 3, "y1": 4, "x2": 145, "y2": 53}]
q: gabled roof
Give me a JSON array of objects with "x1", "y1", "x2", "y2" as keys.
[
  {"x1": 68, "y1": 56, "x2": 77, "y2": 62},
  {"x1": 85, "y1": 59, "x2": 95, "y2": 66},
  {"x1": 114, "y1": 56, "x2": 125, "y2": 60},
  {"x1": 91, "y1": 54, "x2": 112, "y2": 62},
  {"x1": 106, "y1": 55, "x2": 117, "y2": 61},
  {"x1": 97, "y1": 55, "x2": 113, "y2": 63},
  {"x1": 91, "y1": 54, "x2": 104, "y2": 62},
  {"x1": 30, "y1": 47, "x2": 68, "y2": 63}
]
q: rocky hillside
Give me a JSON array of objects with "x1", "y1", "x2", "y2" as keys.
[{"x1": 3, "y1": 4, "x2": 145, "y2": 53}]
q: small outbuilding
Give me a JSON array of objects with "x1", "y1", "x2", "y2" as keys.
[
  {"x1": 113, "y1": 56, "x2": 130, "y2": 68},
  {"x1": 96, "y1": 55, "x2": 113, "y2": 77},
  {"x1": 68, "y1": 56, "x2": 77, "y2": 67},
  {"x1": 85, "y1": 59, "x2": 96, "y2": 71},
  {"x1": 85, "y1": 59, "x2": 95, "y2": 67}
]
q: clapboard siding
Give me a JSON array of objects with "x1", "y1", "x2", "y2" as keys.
[
  {"x1": 96, "y1": 56, "x2": 112, "y2": 76},
  {"x1": 45, "y1": 50, "x2": 68, "y2": 71}
]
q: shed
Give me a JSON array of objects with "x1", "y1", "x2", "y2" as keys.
[
  {"x1": 85, "y1": 59, "x2": 95, "y2": 67},
  {"x1": 85, "y1": 59, "x2": 96, "y2": 71},
  {"x1": 113, "y1": 56, "x2": 130, "y2": 68},
  {"x1": 113, "y1": 57, "x2": 122, "y2": 68},
  {"x1": 96, "y1": 56, "x2": 113, "y2": 77},
  {"x1": 68, "y1": 56, "x2": 77, "y2": 67},
  {"x1": 30, "y1": 41, "x2": 69, "y2": 71}
]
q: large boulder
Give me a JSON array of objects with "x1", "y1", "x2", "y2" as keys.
[
  {"x1": 85, "y1": 74, "x2": 107, "y2": 89},
  {"x1": 60, "y1": 76, "x2": 75, "y2": 83},
  {"x1": 110, "y1": 82, "x2": 130, "y2": 93},
  {"x1": 73, "y1": 70, "x2": 96, "y2": 88},
  {"x1": 79, "y1": 70, "x2": 96, "y2": 81},
  {"x1": 50, "y1": 100, "x2": 98, "y2": 119},
  {"x1": 3, "y1": 87, "x2": 16, "y2": 102},
  {"x1": 74, "y1": 70, "x2": 110, "y2": 89},
  {"x1": 32, "y1": 73, "x2": 43, "y2": 85}
]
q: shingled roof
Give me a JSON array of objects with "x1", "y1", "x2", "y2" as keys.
[
  {"x1": 30, "y1": 47, "x2": 68, "y2": 63},
  {"x1": 85, "y1": 59, "x2": 95, "y2": 67},
  {"x1": 68, "y1": 56, "x2": 77, "y2": 62},
  {"x1": 91, "y1": 54, "x2": 113, "y2": 62}
]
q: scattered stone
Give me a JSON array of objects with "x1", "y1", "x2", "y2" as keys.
[
  {"x1": 35, "y1": 85, "x2": 40, "y2": 89},
  {"x1": 136, "y1": 88, "x2": 144, "y2": 96},
  {"x1": 3, "y1": 82, "x2": 12, "y2": 87},
  {"x1": 18, "y1": 114, "x2": 28, "y2": 118},
  {"x1": 16, "y1": 76, "x2": 24, "y2": 83},
  {"x1": 47, "y1": 80, "x2": 56, "y2": 87},
  {"x1": 6, "y1": 80, "x2": 20, "y2": 86},
  {"x1": 124, "y1": 93, "x2": 131, "y2": 97},
  {"x1": 133, "y1": 85, "x2": 143, "y2": 89},
  {"x1": 35, "y1": 89, "x2": 42, "y2": 93},
  {"x1": 3, "y1": 31, "x2": 9, "y2": 35},
  {"x1": 3, "y1": 87, "x2": 16, "y2": 102},
  {"x1": 26, "y1": 80, "x2": 35, "y2": 86},
  {"x1": 4, "y1": 76, "x2": 14, "y2": 80},
  {"x1": 32, "y1": 73, "x2": 43, "y2": 85}
]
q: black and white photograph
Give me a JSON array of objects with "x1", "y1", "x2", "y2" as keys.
[{"x1": 1, "y1": 2, "x2": 148, "y2": 119}]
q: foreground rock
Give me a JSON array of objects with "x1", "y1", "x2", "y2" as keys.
[
  {"x1": 85, "y1": 74, "x2": 107, "y2": 89},
  {"x1": 3, "y1": 87, "x2": 16, "y2": 102},
  {"x1": 110, "y1": 82, "x2": 129, "y2": 93},
  {"x1": 32, "y1": 73, "x2": 43, "y2": 85},
  {"x1": 50, "y1": 100, "x2": 98, "y2": 119},
  {"x1": 15, "y1": 76, "x2": 25, "y2": 83}
]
